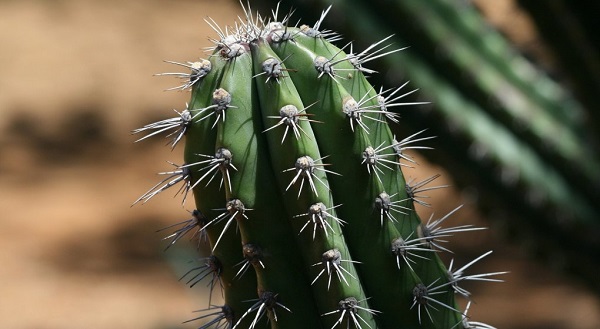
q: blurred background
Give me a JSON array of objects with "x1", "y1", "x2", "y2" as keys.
[{"x1": 0, "y1": 0, "x2": 599, "y2": 328}]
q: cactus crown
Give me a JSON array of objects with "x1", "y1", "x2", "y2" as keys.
[{"x1": 134, "y1": 3, "x2": 505, "y2": 329}]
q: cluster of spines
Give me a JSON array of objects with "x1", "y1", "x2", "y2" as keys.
[{"x1": 133, "y1": 3, "x2": 505, "y2": 329}]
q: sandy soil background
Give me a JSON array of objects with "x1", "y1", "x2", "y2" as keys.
[{"x1": 0, "y1": 0, "x2": 599, "y2": 328}]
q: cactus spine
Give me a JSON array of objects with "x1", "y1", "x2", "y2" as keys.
[{"x1": 134, "y1": 3, "x2": 504, "y2": 329}]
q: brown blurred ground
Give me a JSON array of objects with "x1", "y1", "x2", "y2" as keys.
[{"x1": 0, "y1": 0, "x2": 599, "y2": 328}]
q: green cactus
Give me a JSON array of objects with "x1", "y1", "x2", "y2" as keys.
[{"x1": 133, "y1": 3, "x2": 504, "y2": 329}]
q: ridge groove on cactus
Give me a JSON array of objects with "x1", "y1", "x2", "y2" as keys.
[{"x1": 133, "y1": 3, "x2": 505, "y2": 328}]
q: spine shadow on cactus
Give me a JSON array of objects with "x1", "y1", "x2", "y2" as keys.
[{"x1": 132, "y1": 3, "x2": 505, "y2": 329}]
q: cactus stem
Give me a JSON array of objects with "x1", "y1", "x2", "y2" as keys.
[
  {"x1": 131, "y1": 107, "x2": 196, "y2": 149},
  {"x1": 234, "y1": 291, "x2": 292, "y2": 329},
  {"x1": 156, "y1": 209, "x2": 207, "y2": 250},
  {"x1": 180, "y1": 255, "x2": 223, "y2": 305},
  {"x1": 132, "y1": 161, "x2": 192, "y2": 206},
  {"x1": 141, "y1": 4, "x2": 507, "y2": 327},
  {"x1": 184, "y1": 304, "x2": 234, "y2": 329},
  {"x1": 321, "y1": 297, "x2": 380, "y2": 329},
  {"x1": 405, "y1": 174, "x2": 449, "y2": 208},
  {"x1": 235, "y1": 243, "x2": 265, "y2": 279},
  {"x1": 418, "y1": 205, "x2": 487, "y2": 253},
  {"x1": 391, "y1": 235, "x2": 435, "y2": 272},
  {"x1": 411, "y1": 281, "x2": 463, "y2": 325},
  {"x1": 263, "y1": 103, "x2": 321, "y2": 143},
  {"x1": 311, "y1": 249, "x2": 360, "y2": 289},
  {"x1": 154, "y1": 59, "x2": 212, "y2": 91},
  {"x1": 445, "y1": 251, "x2": 508, "y2": 298},
  {"x1": 374, "y1": 192, "x2": 411, "y2": 226},
  {"x1": 203, "y1": 199, "x2": 251, "y2": 251},
  {"x1": 294, "y1": 203, "x2": 346, "y2": 240},
  {"x1": 283, "y1": 155, "x2": 340, "y2": 198},
  {"x1": 392, "y1": 129, "x2": 436, "y2": 166},
  {"x1": 188, "y1": 148, "x2": 237, "y2": 191}
]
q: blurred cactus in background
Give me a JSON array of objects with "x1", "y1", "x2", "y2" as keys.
[
  {"x1": 249, "y1": 0, "x2": 600, "y2": 294},
  {"x1": 132, "y1": 2, "x2": 510, "y2": 328}
]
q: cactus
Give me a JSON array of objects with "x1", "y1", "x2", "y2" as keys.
[{"x1": 133, "y1": 3, "x2": 505, "y2": 329}]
